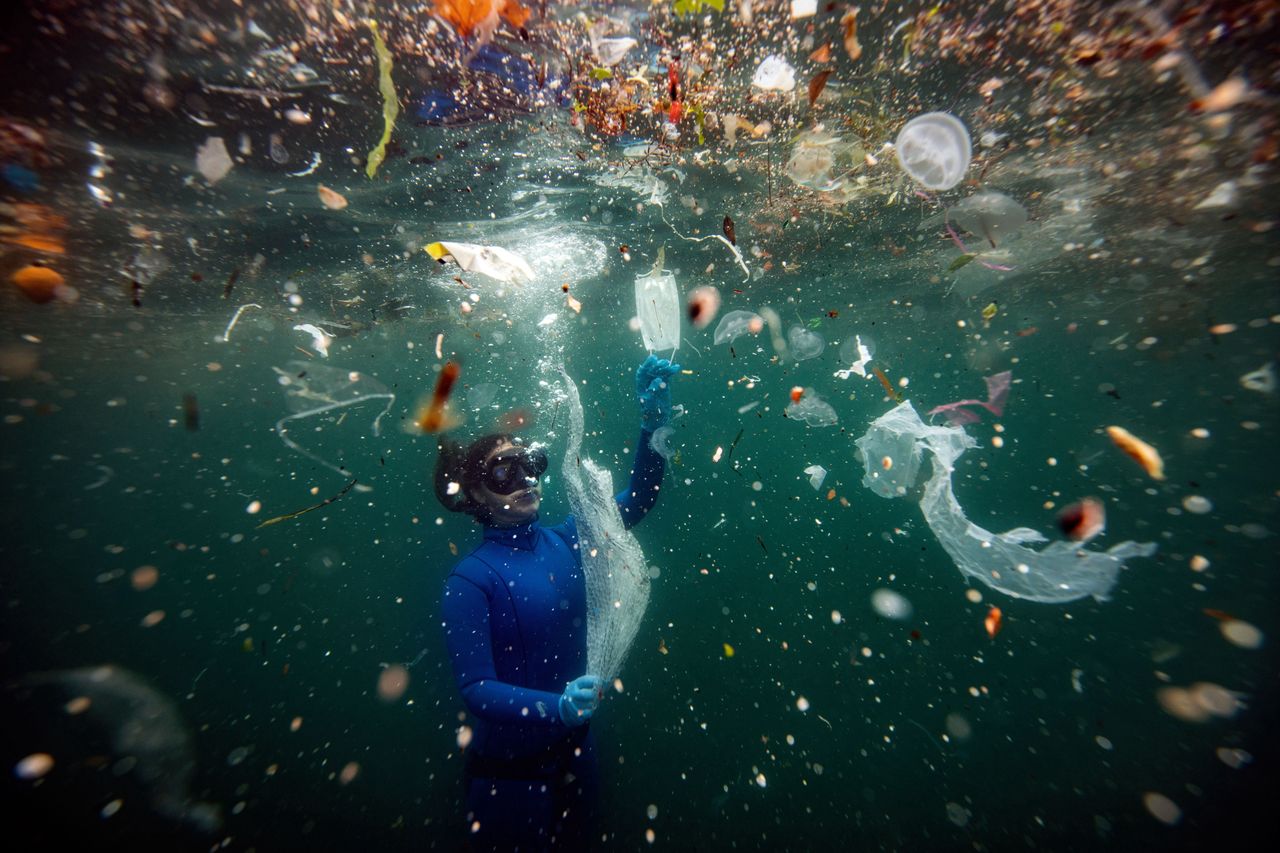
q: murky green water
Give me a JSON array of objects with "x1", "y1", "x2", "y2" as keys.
[{"x1": 2, "y1": 1, "x2": 1277, "y2": 850}]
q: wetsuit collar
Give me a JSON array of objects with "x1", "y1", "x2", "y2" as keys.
[{"x1": 483, "y1": 516, "x2": 541, "y2": 551}]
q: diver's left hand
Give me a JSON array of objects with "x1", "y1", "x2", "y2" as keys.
[{"x1": 636, "y1": 354, "x2": 682, "y2": 430}]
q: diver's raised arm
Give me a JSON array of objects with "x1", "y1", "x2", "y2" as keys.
[{"x1": 616, "y1": 355, "x2": 681, "y2": 529}]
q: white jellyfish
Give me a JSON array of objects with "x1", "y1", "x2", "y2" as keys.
[{"x1": 894, "y1": 112, "x2": 971, "y2": 191}]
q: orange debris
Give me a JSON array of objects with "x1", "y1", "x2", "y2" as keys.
[
  {"x1": 984, "y1": 606, "x2": 1003, "y2": 639},
  {"x1": 10, "y1": 265, "x2": 64, "y2": 303},
  {"x1": 1105, "y1": 425, "x2": 1166, "y2": 481}
]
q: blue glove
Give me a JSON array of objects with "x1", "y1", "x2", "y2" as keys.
[
  {"x1": 636, "y1": 354, "x2": 682, "y2": 430},
  {"x1": 559, "y1": 675, "x2": 603, "y2": 727}
]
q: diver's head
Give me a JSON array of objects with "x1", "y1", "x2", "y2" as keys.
[{"x1": 434, "y1": 433, "x2": 546, "y2": 527}]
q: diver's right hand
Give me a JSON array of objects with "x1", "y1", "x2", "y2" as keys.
[{"x1": 558, "y1": 675, "x2": 603, "y2": 727}]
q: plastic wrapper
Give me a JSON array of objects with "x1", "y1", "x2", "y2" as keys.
[
  {"x1": 856, "y1": 401, "x2": 1156, "y2": 603},
  {"x1": 426, "y1": 241, "x2": 535, "y2": 284}
]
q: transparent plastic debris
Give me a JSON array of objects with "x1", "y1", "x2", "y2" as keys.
[
  {"x1": 786, "y1": 390, "x2": 838, "y2": 427},
  {"x1": 714, "y1": 310, "x2": 763, "y2": 345},
  {"x1": 15, "y1": 665, "x2": 222, "y2": 832},
  {"x1": 785, "y1": 129, "x2": 864, "y2": 192},
  {"x1": 1193, "y1": 180, "x2": 1237, "y2": 210},
  {"x1": 271, "y1": 361, "x2": 394, "y2": 482},
  {"x1": 791, "y1": 0, "x2": 817, "y2": 19},
  {"x1": 634, "y1": 247, "x2": 681, "y2": 352},
  {"x1": 752, "y1": 55, "x2": 796, "y2": 92},
  {"x1": 855, "y1": 401, "x2": 1156, "y2": 603},
  {"x1": 293, "y1": 323, "x2": 332, "y2": 357},
  {"x1": 927, "y1": 370, "x2": 1011, "y2": 425},
  {"x1": 949, "y1": 191, "x2": 1027, "y2": 249},
  {"x1": 560, "y1": 366, "x2": 651, "y2": 685},
  {"x1": 803, "y1": 464, "x2": 827, "y2": 490},
  {"x1": 787, "y1": 326, "x2": 825, "y2": 360},
  {"x1": 426, "y1": 241, "x2": 535, "y2": 284},
  {"x1": 1239, "y1": 362, "x2": 1275, "y2": 393},
  {"x1": 834, "y1": 335, "x2": 873, "y2": 379},
  {"x1": 894, "y1": 112, "x2": 971, "y2": 191},
  {"x1": 195, "y1": 136, "x2": 234, "y2": 184},
  {"x1": 593, "y1": 36, "x2": 637, "y2": 66}
]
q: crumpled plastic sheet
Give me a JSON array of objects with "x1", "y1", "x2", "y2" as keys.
[{"x1": 856, "y1": 401, "x2": 1156, "y2": 603}]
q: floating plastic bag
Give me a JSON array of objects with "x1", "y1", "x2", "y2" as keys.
[
  {"x1": 426, "y1": 241, "x2": 535, "y2": 284},
  {"x1": 855, "y1": 401, "x2": 1156, "y2": 603},
  {"x1": 928, "y1": 370, "x2": 1011, "y2": 426},
  {"x1": 634, "y1": 247, "x2": 681, "y2": 352},
  {"x1": 804, "y1": 464, "x2": 827, "y2": 490},
  {"x1": 786, "y1": 390, "x2": 838, "y2": 427},
  {"x1": 752, "y1": 55, "x2": 797, "y2": 92}
]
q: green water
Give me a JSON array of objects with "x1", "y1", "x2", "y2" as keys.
[{"x1": 2, "y1": 1, "x2": 1277, "y2": 850}]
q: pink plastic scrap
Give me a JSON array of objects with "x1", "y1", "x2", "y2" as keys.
[{"x1": 927, "y1": 370, "x2": 1012, "y2": 425}]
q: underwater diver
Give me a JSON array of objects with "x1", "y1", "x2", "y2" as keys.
[{"x1": 434, "y1": 354, "x2": 680, "y2": 851}]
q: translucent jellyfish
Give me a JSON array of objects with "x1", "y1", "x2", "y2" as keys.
[
  {"x1": 871, "y1": 588, "x2": 913, "y2": 620},
  {"x1": 14, "y1": 665, "x2": 222, "y2": 832},
  {"x1": 713, "y1": 310, "x2": 764, "y2": 345},
  {"x1": 1239, "y1": 362, "x2": 1275, "y2": 393},
  {"x1": 786, "y1": 391, "x2": 838, "y2": 427},
  {"x1": 949, "y1": 191, "x2": 1027, "y2": 249},
  {"x1": 787, "y1": 326, "x2": 825, "y2": 360},
  {"x1": 649, "y1": 425, "x2": 677, "y2": 462},
  {"x1": 784, "y1": 130, "x2": 863, "y2": 192},
  {"x1": 894, "y1": 112, "x2": 971, "y2": 191}
]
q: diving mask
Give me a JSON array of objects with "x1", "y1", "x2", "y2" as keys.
[{"x1": 483, "y1": 445, "x2": 548, "y2": 495}]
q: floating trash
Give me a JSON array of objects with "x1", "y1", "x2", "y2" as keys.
[
  {"x1": 857, "y1": 402, "x2": 1156, "y2": 603},
  {"x1": 786, "y1": 391, "x2": 838, "y2": 427},
  {"x1": 752, "y1": 55, "x2": 796, "y2": 91},
  {"x1": 635, "y1": 247, "x2": 681, "y2": 352},
  {"x1": 803, "y1": 464, "x2": 827, "y2": 490}
]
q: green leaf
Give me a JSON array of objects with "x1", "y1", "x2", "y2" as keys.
[
  {"x1": 948, "y1": 252, "x2": 978, "y2": 272},
  {"x1": 589, "y1": 67, "x2": 613, "y2": 80}
]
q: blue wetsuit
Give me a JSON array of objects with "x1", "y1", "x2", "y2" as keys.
[{"x1": 441, "y1": 429, "x2": 665, "y2": 851}]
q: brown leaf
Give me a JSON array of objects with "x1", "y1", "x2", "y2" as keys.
[
  {"x1": 809, "y1": 43, "x2": 832, "y2": 63},
  {"x1": 808, "y1": 70, "x2": 832, "y2": 107},
  {"x1": 723, "y1": 215, "x2": 736, "y2": 246},
  {"x1": 841, "y1": 9, "x2": 862, "y2": 62}
]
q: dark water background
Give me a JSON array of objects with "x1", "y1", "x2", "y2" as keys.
[{"x1": 2, "y1": 1, "x2": 1278, "y2": 850}]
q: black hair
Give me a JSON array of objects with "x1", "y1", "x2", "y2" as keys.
[{"x1": 434, "y1": 432, "x2": 518, "y2": 523}]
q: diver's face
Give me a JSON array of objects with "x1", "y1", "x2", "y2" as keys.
[{"x1": 473, "y1": 441, "x2": 542, "y2": 527}]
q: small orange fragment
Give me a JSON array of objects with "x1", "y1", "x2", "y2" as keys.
[
  {"x1": 790, "y1": 386, "x2": 804, "y2": 403},
  {"x1": 826, "y1": 488, "x2": 836, "y2": 501},
  {"x1": 1105, "y1": 425, "x2": 1165, "y2": 480},
  {"x1": 11, "y1": 265, "x2": 64, "y2": 303},
  {"x1": 984, "y1": 606, "x2": 1003, "y2": 639}
]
